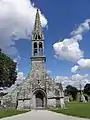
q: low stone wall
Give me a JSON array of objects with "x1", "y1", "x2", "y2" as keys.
[
  {"x1": 47, "y1": 98, "x2": 56, "y2": 108},
  {"x1": 17, "y1": 99, "x2": 31, "y2": 110}
]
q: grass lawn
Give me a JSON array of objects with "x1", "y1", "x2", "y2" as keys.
[
  {"x1": 50, "y1": 102, "x2": 90, "y2": 118},
  {"x1": 0, "y1": 109, "x2": 30, "y2": 119}
]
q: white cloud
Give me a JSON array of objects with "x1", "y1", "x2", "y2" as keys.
[
  {"x1": 15, "y1": 72, "x2": 25, "y2": 85},
  {"x1": 71, "y1": 58, "x2": 90, "y2": 73},
  {"x1": 55, "y1": 74, "x2": 90, "y2": 90},
  {"x1": 71, "y1": 19, "x2": 90, "y2": 36},
  {"x1": 55, "y1": 76, "x2": 71, "y2": 90},
  {"x1": 53, "y1": 38, "x2": 83, "y2": 62},
  {"x1": 70, "y1": 20, "x2": 90, "y2": 73},
  {"x1": 13, "y1": 56, "x2": 20, "y2": 72},
  {"x1": 47, "y1": 70, "x2": 52, "y2": 75},
  {"x1": 78, "y1": 59, "x2": 90, "y2": 68},
  {"x1": 53, "y1": 19, "x2": 90, "y2": 62},
  {"x1": 0, "y1": 0, "x2": 47, "y2": 56},
  {"x1": 71, "y1": 65, "x2": 79, "y2": 73}
]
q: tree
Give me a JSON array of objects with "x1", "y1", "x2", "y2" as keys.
[
  {"x1": 0, "y1": 49, "x2": 17, "y2": 88},
  {"x1": 66, "y1": 85, "x2": 72, "y2": 95},
  {"x1": 66, "y1": 85, "x2": 78, "y2": 101},
  {"x1": 84, "y1": 84, "x2": 90, "y2": 96}
]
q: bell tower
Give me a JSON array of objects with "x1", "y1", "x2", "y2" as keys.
[{"x1": 31, "y1": 9, "x2": 46, "y2": 72}]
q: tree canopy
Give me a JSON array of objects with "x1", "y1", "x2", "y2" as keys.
[
  {"x1": 0, "y1": 49, "x2": 17, "y2": 88},
  {"x1": 66, "y1": 85, "x2": 78, "y2": 100},
  {"x1": 84, "y1": 84, "x2": 90, "y2": 96}
]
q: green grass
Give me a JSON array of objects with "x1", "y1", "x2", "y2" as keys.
[
  {"x1": 0, "y1": 109, "x2": 30, "y2": 119},
  {"x1": 50, "y1": 102, "x2": 90, "y2": 118}
]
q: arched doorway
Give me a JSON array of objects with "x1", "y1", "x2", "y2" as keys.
[
  {"x1": 36, "y1": 92, "x2": 44, "y2": 107},
  {"x1": 33, "y1": 89, "x2": 47, "y2": 108}
]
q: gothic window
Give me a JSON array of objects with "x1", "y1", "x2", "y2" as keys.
[
  {"x1": 35, "y1": 34, "x2": 37, "y2": 39},
  {"x1": 34, "y1": 42, "x2": 37, "y2": 56},
  {"x1": 35, "y1": 34, "x2": 41, "y2": 40},
  {"x1": 38, "y1": 34, "x2": 41, "y2": 39},
  {"x1": 39, "y1": 42, "x2": 43, "y2": 56}
]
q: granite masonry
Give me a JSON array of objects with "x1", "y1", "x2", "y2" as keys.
[{"x1": 1, "y1": 9, "x2": 64, "y2": 109}]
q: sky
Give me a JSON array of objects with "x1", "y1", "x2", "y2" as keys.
[{"x1": 0, "y1": 0, "x2": 90, "y2": 90}]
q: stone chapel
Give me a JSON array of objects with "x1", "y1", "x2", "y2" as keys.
[{"x1": 1, "y1": 9, "x2": 64, "y2": 109}]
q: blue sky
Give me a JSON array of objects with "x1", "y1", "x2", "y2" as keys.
[
  {"x1": 16, "y1": 0, "x2": 90, "y2": 78},
  {"x1": 0, "y1": 0, "x2": 90, "y2": 89}
]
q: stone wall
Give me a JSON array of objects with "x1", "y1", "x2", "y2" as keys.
[
  {"x1": 17, "y1": 100, "x2": 24, "y2": 110},
  {"x1": 47, "y1": 98, "x2": 56, "y2": 108}
]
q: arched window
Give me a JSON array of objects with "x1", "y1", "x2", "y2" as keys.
[
  {"x1": 35, "y1": 34, "x2": 37, "y2": 39},
  {"x1": 39, "y1": 42, "x2": 43, "y2": 56},
  {"x1": 35, "y1": 34, "x2": 41, "y2": 40},
  {"x1": 34, "y1": 42, "x2": 37, "y2": 56},
  {"x1": 38, "y1": 34, "x2": 41, "y2": 39}
]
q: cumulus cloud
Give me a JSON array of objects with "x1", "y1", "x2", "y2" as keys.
[
  {"x1": 71, "y1": 59, "x2": 90, "y2": 73},
  {"x1": 53, "y1": 19, "x2": 90, "y2": 62},
  {"x1": 53, "y1": 39, "x2": 83, "y2": 62},
  {"x1": 15, "y1": 72, "x2": 25, "y2": 85},
  {"x1": 78, "y1": 59, "x2": 90, "y2": 68},
  {"x1": 55, "y1": 74, "x2": 90, "y2": 90},
  {"x1": 0, "y1": 0, "x2": 47, "y2": 56}
]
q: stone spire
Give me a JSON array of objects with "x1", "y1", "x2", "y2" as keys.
[{"x1": 33, "y1": 9, "x2": 42, "y2": 33}]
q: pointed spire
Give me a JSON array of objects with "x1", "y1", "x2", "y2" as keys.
[{"x1": 33, "y1": 9, "x2": 42, "y2": 33}]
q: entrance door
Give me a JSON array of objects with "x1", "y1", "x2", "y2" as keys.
[{"x1": 36, "y1": 92, "x2": 44, "y2": 107}]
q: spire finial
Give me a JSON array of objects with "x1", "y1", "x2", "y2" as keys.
[
  {"x1": 37, "y1": 9, "x2": 39, "y2": 12},
  {"x1": 33, "y1": 8, "x2": 42, "y2": 33}
]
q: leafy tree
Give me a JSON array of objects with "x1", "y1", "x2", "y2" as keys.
[
  {"x1": 66, "y1": 85, "x2": 72, "y2": 95},
  {"x1": 84, "y1": 84, "x2": 90, "y2": 96},
  {"x1": 66, "y1": 85, "x2": 78, "y2": 101},
  {"x1": 0, "y1": 49, "x2": 17, "y2": 87}
]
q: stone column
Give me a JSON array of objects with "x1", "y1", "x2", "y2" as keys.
[
  {"x1": 32, "y1": 94, "x2": 36, "y2": 108},
  {"x1": 43, "y1": 97, "x2": 46, "y2": 107}
]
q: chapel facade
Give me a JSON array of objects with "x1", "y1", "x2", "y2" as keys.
[{"x1": 1, "y1": 9, "x2": 64, "y2": 109}]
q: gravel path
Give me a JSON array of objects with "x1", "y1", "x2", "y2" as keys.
[{"x1": 0, "y1": 110, "x2": 90, "y2": 120}]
